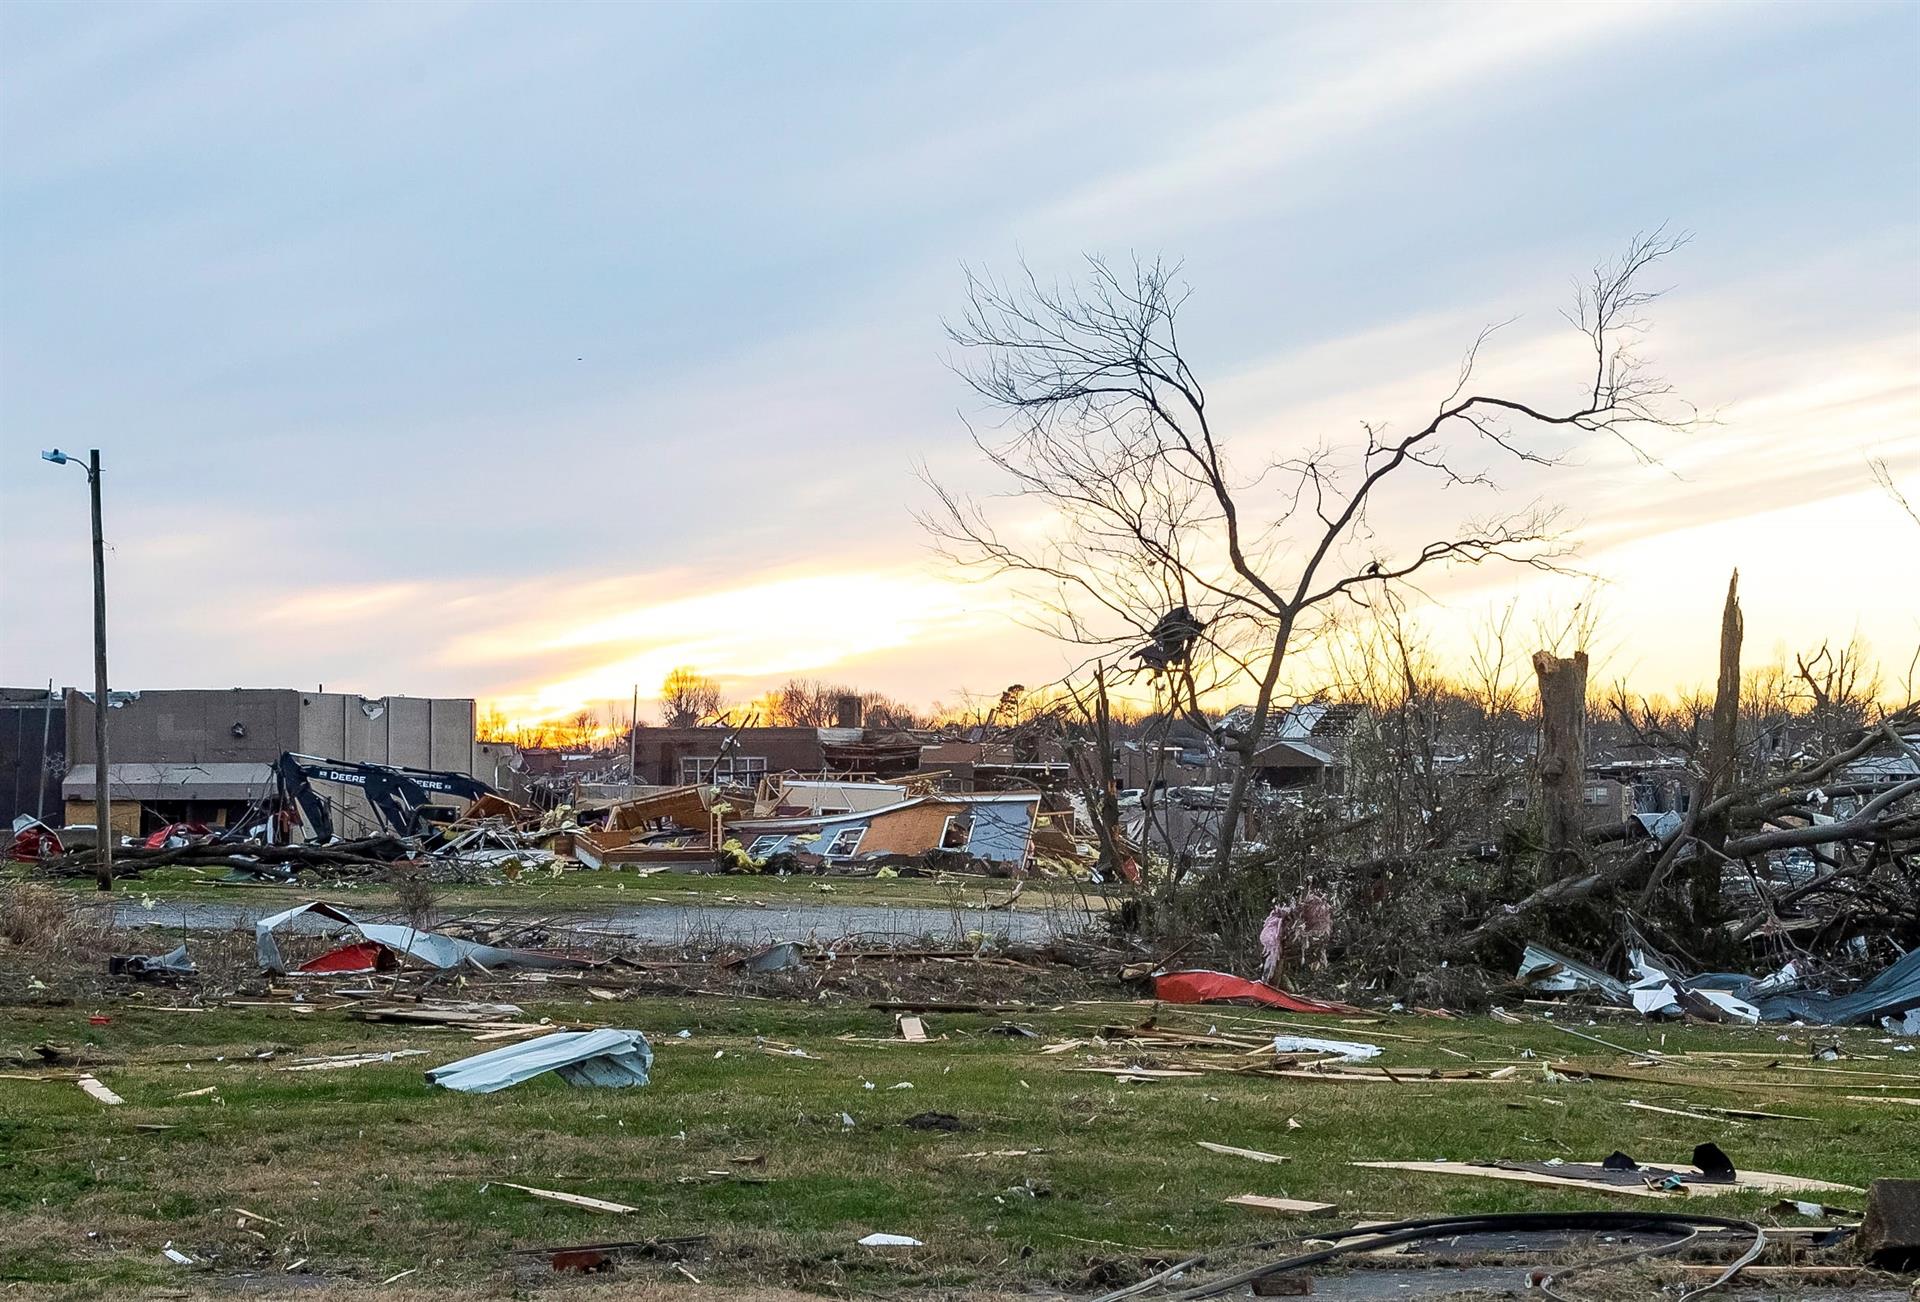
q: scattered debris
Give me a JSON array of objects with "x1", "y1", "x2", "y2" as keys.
[
  {"x1": 108, "y1": 944, "x2": 196, "y2": 980},
  {"x1": 732, "y1": 941, "x2": 805, "y2": 974},
  {"x1": 857, "y1": 1233, "x2": 922, "y2": 1247},
  {"x1": 257, "y1": 902, "x2": 593, "y2": 975}
]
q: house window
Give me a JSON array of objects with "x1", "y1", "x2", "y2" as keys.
[
  {"x1": 679, "y1": 755, "x2": 769, "y2": 784},
  {"x1": 1583, "y1": 784, "x2": 1610, "y2": 805},
  {"x1": 747, "y1": 834, "x2": 788, "y2": 856},
  {"x1": 822, "y1": 826, "x2": 866, "y2": 857},
  {"x1": 939, "y1": 814, "x2": 973, "y2": 851}
]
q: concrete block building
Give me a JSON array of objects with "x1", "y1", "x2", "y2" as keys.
[{"x1": 62, "y1": 688, "x2": 479, "y2": 840}]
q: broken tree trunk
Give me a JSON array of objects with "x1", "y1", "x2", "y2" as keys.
[
  {"x1": 1532, "y1": 650, "x2": 1588, "y2": 879},
  {"x1": 1693, "y1": 570, "x2": 1743, "y2": 924}
]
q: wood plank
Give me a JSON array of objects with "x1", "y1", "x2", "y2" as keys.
[
  {"x1": 1353, "y1": 1160, "x2": 1678, "y2": 1200},
  {"x1": 1072, "y1": 1067, "x2": 1205, "y2": 1079},
  {"x1": 492, "y1": 1182, "x2": 636, "y2": 1214},
  {"x1": 1225, "y1": 1194, "x2": 1335, "y2": 1216},
  {"x1": 1847, "y1": 1094, "x2": 1920, "y2": 1106},
  {"x1": 897, "y1": 1016, "x2": 928, "y2": 1043},
  {"x1": 1197, "y1": 1141, "x2": 1290, "y2": 1165},
  {"x1": 76, "y1": 1074, "x2": 124, "y2": 1106},
  {"x1": 1356, "y1": 1159, "x2": 1863, "y2": 1199},
  {"x1": 1620, "y1": 1099, "x2": 1742, "y2": 1126}
]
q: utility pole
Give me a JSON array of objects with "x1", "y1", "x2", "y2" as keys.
[
  {"x1": 628, "y1": 684, "x2": 639, "y2": 799},
  {"x1": 41, "y1": 447, "x2": 112, "y2": 891},
  {"x1": 87, "y1": 450, "x2": 112, "y2": 892},
  {"x1": 36, "y1": 678, "x2": 53, "y2": 823}
]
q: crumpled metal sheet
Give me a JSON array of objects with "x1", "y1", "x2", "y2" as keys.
[
  {"x1": 1752, "y1": 947, "x2": 1920, "y2": 1025},
  {"x1": 1517, "y1": 944, "x2": 1630, "y2": 1001},
  {"x1": 426, "y1": 1029, "x2": 652, "y2": 1093},
  {"x1": 256, "y1": 902, "x2": 357, "y2": 972},
  {"x1": 1615, "y1": 944, "x2": 1920, "y2": 1027},
  {"x1": 353, "y1": 924, "x2": 588, "y2": 972},
  {"x1": 112, "y1": 943, "x2": 197, "y2": 979},
  {"x1": 257, "y1": 902, "x2": 589, "y2": 974}
]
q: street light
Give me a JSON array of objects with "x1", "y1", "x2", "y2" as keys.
[{"x1": 42, "y1": 447, "x2": 113, "y2": 892}]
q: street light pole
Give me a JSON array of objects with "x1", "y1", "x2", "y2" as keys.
[
  {"x1": 42, "y1": 447, "x2": 112, "y2": 891},
  {"x1": 87, "y1": 449, "x2": 112, "y2": 893}
]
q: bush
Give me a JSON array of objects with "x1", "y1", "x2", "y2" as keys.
[{"x1": 0, "y1": 881, "x2": 114, "y2": 955}]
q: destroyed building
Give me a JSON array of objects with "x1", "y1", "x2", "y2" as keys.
[{"x1": 60, "y1": 688, "x2": 482, "y2": 839}]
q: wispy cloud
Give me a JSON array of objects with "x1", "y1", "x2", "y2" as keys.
[{"x1": 1, "y1": 1, "x2": 1913, "y2": 715}]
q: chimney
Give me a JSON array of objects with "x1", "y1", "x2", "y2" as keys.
[{"x1": 834, "y1": 695, "x2": 863, "y2": 729}]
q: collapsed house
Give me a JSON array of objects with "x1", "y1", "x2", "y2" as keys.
[{"x1": 727, "y1": 790, "x2": 1043, "y2": 872}]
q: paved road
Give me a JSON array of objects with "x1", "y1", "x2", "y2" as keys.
[{"x1": 113, "y1": 897, "x2": 1097, "y2": 946}]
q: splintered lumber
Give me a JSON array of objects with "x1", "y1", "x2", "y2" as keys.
[
  {"x1": 492, "y1": 1182, "x2": 636, "y2": 1214},
  {"x1": 1073, "y1": 1067, "x2": 1205, "y2": 1079},
  {"x1": 1197, "y1": 1141, "x2": 1290, "y2": 1165},
  {"x1": 75, "y1": 1074, "x2": 124, "y2": 1106},
  {"x1": 1707, "y1": 1104, "x2": 1815, "y2": 1121},
  {"x1": 1354, "y1": 1160, "x2": 1863, "y2": 1199},
  {"x1": 1225, "y1": 1194, "x2": 1336, "y2": 1216},
  {"x1": 1621, "y1": 1100, "x2": 1743, "y2": 1126},
  {"x1": 279, "y1": 1049, "x2": 428, "y2": 1072},
  {"x1": 1355, "y1": 1160, "x2": 1681, "y2": 1200}
]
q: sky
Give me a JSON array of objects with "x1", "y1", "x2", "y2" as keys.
[{"x1": 2, "y1": 0, "x2": 1916, "y2": 726}]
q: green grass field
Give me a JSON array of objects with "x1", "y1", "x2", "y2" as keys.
[{"x1": 3, "y1": 992, "x2": 1912, "y2": 1299}]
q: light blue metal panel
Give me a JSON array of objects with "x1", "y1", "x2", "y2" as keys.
[{"x1": 963, "y1": 801, "x2": 1035, "y2": 865}]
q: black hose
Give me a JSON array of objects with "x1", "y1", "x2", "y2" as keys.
[{"x1": 1150, "y1": 1210, "x2": 1764, "y2": 1302}]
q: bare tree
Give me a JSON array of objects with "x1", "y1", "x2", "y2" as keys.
[
  {"x1": 1871, "y1": 456, "x2": 1919, "y2": 530},
  {"x1": 923, "y1": 232, "x2": 1692, "y2": 868},
  {"x1": 660, "y1": 666, "x2": 724, "y2": 728}
]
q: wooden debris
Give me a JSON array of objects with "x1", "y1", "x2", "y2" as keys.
[
  {"x1": 1354, "y1": 1159, "x2": 1863, "y2": 1199},
  {"x1": 1251, "y1": 1270, "x2": 1315, "y2": 1295},
  {"x1": 1197, "y1": 1141, "x2": 1290, "y2": 1165},
  {"x1": 897, "y1": 1015, "x2": 928, "y2": 1043},
  {"x1": 1621, "y1": 1099, "x2": 1742, "y2": 1126},
  {"x1": 1072, "y1": 1067, "x2": 1204, "y2": 1079},
  {"x1": 280, "y1": 1049, "x2": 428, "y2": 1073},
  {"x1": 76, "y1": 1074, "x2": 123, "y2": 1106},
  {"x1": 1225, "y1": 1194, "x2": 1335, "y2": 1216},
  {"x1": 1849, "y1": 1095, "x2": 1920, "y2": 1106},
  {"x1": 492, "y1": 1182, "x2": 637, "y2": 1214}
]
